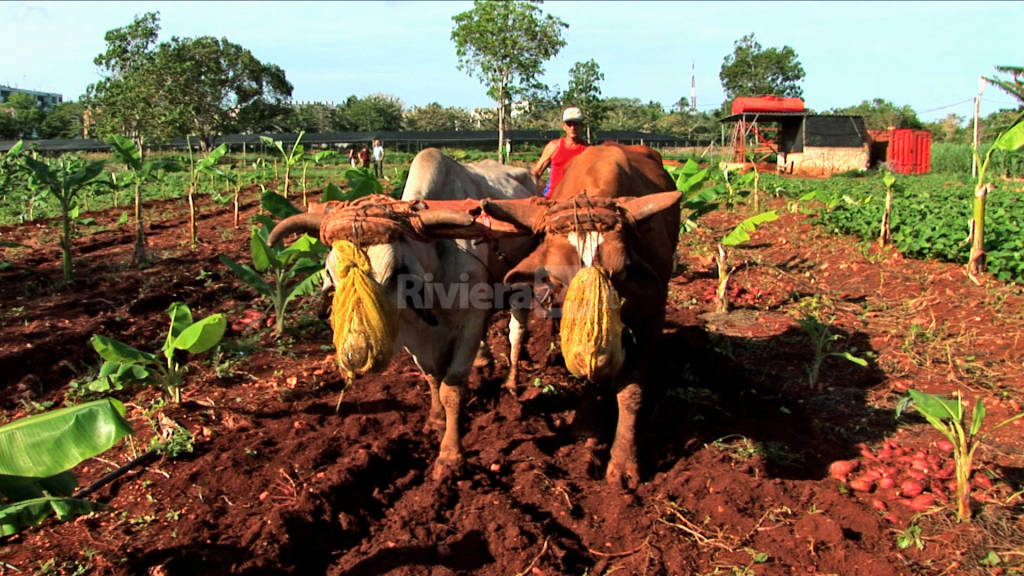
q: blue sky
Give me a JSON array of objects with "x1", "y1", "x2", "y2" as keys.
[{"x1": 1, "y1": 1, "x2": 1019, "y2": 124}]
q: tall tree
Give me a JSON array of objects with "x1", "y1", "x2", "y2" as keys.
[
  {"x1": 451, "y1": 0, "x2": 567, "y2": 161},
  {"x1": 720, "y1": 33, "x2": 805, "y2": 105},
  {"x1": 84, "y1": 12, "x2": 173, "y2": 147},
  {"x1": 564, "y1": 59, "x2": 606, "y2": 141},
  {"x1": 156, "y1": 34, "x2": 292, "y2": 150},
  {"x1": 85, "y1": 12, "x2": 293, "y2": 151}
]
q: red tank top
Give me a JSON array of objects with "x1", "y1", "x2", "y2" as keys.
[{"x1": 545, "y1": 138, "x2": 586, "y2": 197}]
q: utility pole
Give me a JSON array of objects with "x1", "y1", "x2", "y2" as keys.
[{"x1": 972, "y1": 76, "x2": 986, "y2": 178}]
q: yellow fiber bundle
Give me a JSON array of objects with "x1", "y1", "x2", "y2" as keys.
[
  {"x1": 328, "y1": 240, "x2": 399, "y2": 382},
  {"x1": 559, "y1": 265, "x2": 625, "y2": 381}
]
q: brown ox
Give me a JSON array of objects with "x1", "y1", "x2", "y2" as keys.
[{"x1": 480, "y1": 143, "x2": 681, "y2": 489}]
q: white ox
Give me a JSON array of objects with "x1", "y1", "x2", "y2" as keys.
[{"x1": 268, "y1": 148, "x2": 535, "y2": 480}]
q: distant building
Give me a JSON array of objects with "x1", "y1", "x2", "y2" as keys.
[{"x1": 0, "y1": 85, "x2": 63, "y2": 111}]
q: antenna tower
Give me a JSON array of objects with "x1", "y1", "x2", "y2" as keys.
[{"x1": 690, "y1": 60, "x2": 697, "y2": 111}]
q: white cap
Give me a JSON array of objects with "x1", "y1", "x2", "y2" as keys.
[{"x1": 562, "y1": 107, "x2": 583, "y2": 123}]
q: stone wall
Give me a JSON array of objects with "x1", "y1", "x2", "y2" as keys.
[{"x1": 779, "y1": 146, "x2": 869, "y2": 176}]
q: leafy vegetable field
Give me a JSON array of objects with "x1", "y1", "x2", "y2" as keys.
[
  {"x1": 767, "y1": 172, "x2": 1024, "y2": 283},
  {"x1": 1, "y1": 171, "x2": 1024, "y2": 576}
]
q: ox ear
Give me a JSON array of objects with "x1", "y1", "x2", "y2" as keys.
[
  {"x1": 480, "y1": 198, "x2": 546, "y2": 232},
  {"x1": 619, "y1": 191, "x2": 682, "y2": 222}
]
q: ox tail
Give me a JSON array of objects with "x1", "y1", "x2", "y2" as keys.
[
  {"x1": 329, "y1": 240, "x2": 399, "y2": 383},
  {"x1": 560, "y1": 265, "x2": 625, "y2": 382},
  {"x1": 268, "y1": 213, "x2": 324, "y2": 246}
]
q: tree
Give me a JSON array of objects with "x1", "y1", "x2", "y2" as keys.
[
  {"x1": 829, "y1": 98, "x2": 922, "y2": 130},
  {"x1": 85, "y1": 12, "x2": 293, "y2": 151},
  {"x1": 403, "y1": 102, "x2": 475, "y2": 131},
  {"x1": 923, "y1": 113, "x2": 968, "y2": 144},
  {"x1": 653, "y1": 110, "x2": 721, "y2": 144},
  {"x1": 601, "y1": 97, "x2": 665, "y2": 132},
  {"x1": 564, "y1": 59, "x2": 606, "y2": 142},
  {"x1": 156, "y1": 34, "x2": 293, "y2": 149},
  {"x1": 285, "y1": 101, "x2": 336, "y2": 133},
  {"x1": 720, "y1": 33, "x2": 805, "y2": 106},
  {"x1": 332, "y1": 93, "x2": 404, "y2": 132},
  {"x1": 37, "y1": 102, "x2": 85, "y2": 139},
  {"x1": 0, "y1": 93, "x2": 45, "y2": 139},
  {"x1": 452, "y1": 0, "x2": 567, "y2": 161},
  {"x1": 84, "y1": 12, "x2": 174, "y2": 148},
  {"x1": 984, "y1": 65, "x2": 1024, "y2": 126}
]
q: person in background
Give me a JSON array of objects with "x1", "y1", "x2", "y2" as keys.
[
  {"x1": 358, "y1": 145, "x2": 370, "y2": 169},
  {"x1": 372, "y1": 139, "x2": 385, "y2": 178},
  {"x1": 531, "y1": 107, "x2": 588, "y2": 197},
  {"x1": 348, "y1": 146, "x2": 358, "y2": 168}
]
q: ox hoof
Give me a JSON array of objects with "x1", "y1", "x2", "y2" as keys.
[
  {"x1": 431, "y1": 455, "x2": 464, "y2": 483},
  {"x1": 605, "y1": 461, "x2": 640, "y2": 491},
  {"x1": 501, "y1": 377, "x2": 519, "y2": 397}
]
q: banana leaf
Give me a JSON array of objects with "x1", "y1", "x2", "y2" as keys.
[
  {"x1": 0, "y1": 398, "x2": 133, "y2": 479},
  {"x1": 0, "y1": 399, "x2": 133, "y2": 535}
]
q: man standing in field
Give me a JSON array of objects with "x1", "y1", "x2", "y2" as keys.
[
  {"x1": 531, "y1": 107, "x2": 588, "y2": 197},
  {"x1": 372, "y1": 139, "x2": 385, "y2": 178}
]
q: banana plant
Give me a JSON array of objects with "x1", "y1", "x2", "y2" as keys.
[
  {"x1": 193, "y1": 143, "x2": 245, "y2": 227},
  {"x1": 878, "y1": 171, "x2": 897, "y2": 247},
  {"x1": 219, "y1": 196, "x2": 327, "y2": 336},
  {"x1": 0, "y1": 398, "x2": 134, "y2": 536},
  {"x1": 715, "y1": 210, "x2": 778, "y2": 313},
  {"x1": 666, "y1": 158, "x2": 717, "y2": 233},
  {"x1": 106, "y1": 135, "x2": 183, "y2": 266},
  {"x1": 897, "y1": 390, "x2": 1024, "y2": 522},
  {"x1": 260, "y1": 130, "x2": 306, "y2": 200},
  {"x1": 300, "y1": 149, "x2": 337, "y2": 208},
  {"x1": 21, "y1": 154, "x2": 107, "y2": 283},
  {"x1": 0, "y1": 139, "x2": 25, "y2": 196},
  {"x1": 89, "y1": 302, "x2": 227, "y2": 403},
  {"x1": 343, "y1": 166, "x2": 385, "y2": 198},
  {"x1": 967, "y1": 120, "x2": 1024, "y2": 282}
]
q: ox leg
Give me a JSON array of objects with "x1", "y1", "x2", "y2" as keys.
[
  {"x1": 431, "y1": 316, "x2": 483, "y2": 482},
  {"x1": 433, "y1": 375, "x2": 466, "y2": 482},
  {"x1": 502, "y1": 307, "x2": 528, "y2": 394},
  {"x1": 423, "y1": 373, "x2": 445, "y2": 434},
  {"x1": 606, "y1": 382, "x2": 642, "y2": 490}
]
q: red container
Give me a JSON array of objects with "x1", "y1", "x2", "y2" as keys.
[
  {"x1": 888, "y1": 129, "x2": 931, "y2": 174},
  {"x1": 731, "y1": 96, "x2": 805, "y2": 115}
]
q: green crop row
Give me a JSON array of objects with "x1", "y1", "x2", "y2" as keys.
[{"x1": 763, "y1": 172, "x2": 1024, "y2": 283}]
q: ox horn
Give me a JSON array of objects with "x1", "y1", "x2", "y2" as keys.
[
  {"x1": 619, "y1": 191, "x2": 682, "y2": 222},
  {"x1": 417, "y1": 209, "x2": 476, "y2": 228},
  {"x1": 479, "y1": 197, "x2": 546, "y2": 232},
  {"x1": 267, "y1": 213, "x2": 325, "y2": 246}
]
